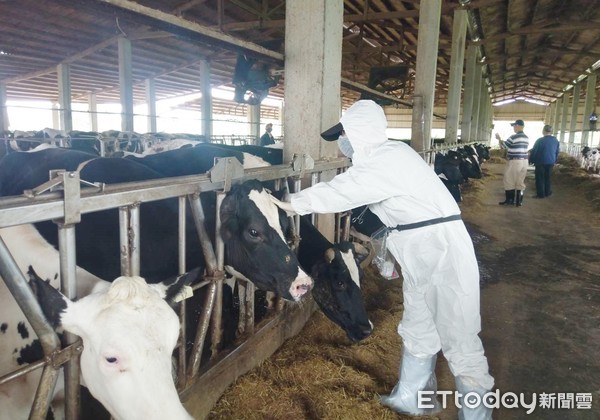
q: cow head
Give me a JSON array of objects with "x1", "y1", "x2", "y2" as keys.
[
  {"x1": 311, "y1": 242, "x2": 373, "y2": 342},
  {"x1": 220, "y1": 180, "x2": 313, "y2": 301},
  {"x1": 28, "y1": 267, "x2": 194, "y2": 420},
  {"x1": 434, "y1": 153, "x2": 464, "y2": 185}
]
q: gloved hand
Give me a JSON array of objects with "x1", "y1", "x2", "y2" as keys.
[{"x1": 269, "y1": 194, "x2": 296, "y2": 216}]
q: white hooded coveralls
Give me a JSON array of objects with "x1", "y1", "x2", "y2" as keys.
[{"x1": 290, "y1": 100, "x2": 494, "y2": 391}]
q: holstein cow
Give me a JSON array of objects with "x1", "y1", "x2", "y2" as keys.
[
  {"x1": 0, "y1": 148, "x2": 311, "y2": 300},
  {"x1": 434, "y1": 152, "x2": 465, "y2": 202},
  {"x1": 0, "y1": 224, "x2": 194, "y2": 419},
  {"x1": 125, "y1": 142, "x2": 270, "y2": 172},
  {"x1": 349, "y1": 205, "x2": 385, "y2": 240},
  {"x1": 0, "y1": 149, "x2": 311, "y2": 416},
  {"x1": 581, "y1": 146, "x2": 599, "y2": 173},
  {"x1": 209, "y1": 143, "x2": 284, "y2": 165},
  {"x1": 450, "y1": 148, "x2": 483, "y2": 181},
  {"x1": 296, "y1": 216, "x2": 373, "y2": 342},
  {"x1": 474, "y1": 143, "x2": 491, "y2": 164},
  {"x1": 28, "y1": 268, "x2": 194, "y2": 420},
  {"x1": 141, "y1": 138, "x2": 200, "y2": 155}
]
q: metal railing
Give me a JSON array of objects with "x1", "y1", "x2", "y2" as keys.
[{"x1": 0, "y1": 154, "x2": 350, "y2": 419}]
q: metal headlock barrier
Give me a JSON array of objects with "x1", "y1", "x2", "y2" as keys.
[
  {"x1": 422, "y1": 140, "x2": 486, "y2": 164},
  {"x1": 561, "y1": 142, "x2": 585, "y2": 160},
  {"x1": 0, "y1": 153, "x2": 351, "y2": 419},
  {"x1": 1, "y1": 134, "x2": 275, "y2": 159}
]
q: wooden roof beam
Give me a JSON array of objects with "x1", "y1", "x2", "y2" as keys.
[
  {"x1": 219, "y1": 0, "x2": 498, "y2": 31},
  {"x1": 473, "y1": 20, "x2": 600, "y2": 45},
  {"x1": 96, "y1": 0, "x2": 284, "y2": 62}
]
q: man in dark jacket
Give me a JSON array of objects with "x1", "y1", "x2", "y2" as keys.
[
  {"x1": 259, "y1": 123, "x2": 275, "y2": 146},
  {"x1": 529, "y1": 124, "x2": 560, "y2": 198}
]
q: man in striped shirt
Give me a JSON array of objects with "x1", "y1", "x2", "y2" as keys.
[{"x1": 495, "y1": 119, "x2": 529, "y2": 207}]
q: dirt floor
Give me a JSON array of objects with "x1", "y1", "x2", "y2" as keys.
[{"x1": 207, "y1": 152, "x2": 600, "y2": 420}]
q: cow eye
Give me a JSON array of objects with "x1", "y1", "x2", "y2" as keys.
[
  {"x1": 105, "y1": 357, "x2": 117, "y2": 364},
  {"x1": 248, "y1": 228, "x2": 259, "y2": 238},
  {"x1": 335, "y1": 280, "x2": 346, "y2": 290}
]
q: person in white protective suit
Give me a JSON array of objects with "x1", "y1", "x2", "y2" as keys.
[{"x1": 273, "y1": 100, "x2": 494, "y2": 419}]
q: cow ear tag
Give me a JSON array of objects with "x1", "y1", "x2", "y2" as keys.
[{"x1": 173, "y1": 285, "x2": 194, "y2": 303}]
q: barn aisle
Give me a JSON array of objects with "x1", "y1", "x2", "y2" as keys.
[
  {"x1": 204, "y1": 153, "x2": 600, "y2": 420},
  {"x1": 463, "y1": 156, "x2": 600, "y2": 420}
]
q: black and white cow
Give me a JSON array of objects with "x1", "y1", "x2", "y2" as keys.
[
  {"x1": 0, "y1": 148, "x2": 312, "y2": 417},
  {"x1": 473, "y1": 143, "x2": 491, "y2": 164},
  {"x1": 451, "y1": 148, "x2": 483, "y2": 181},
  {"x1": 581, "y1": 146, "x2": 599, "y2": 173},
  {"x1": 0, "y1": 147, "x2": 311, "y2": 298},
  {"x1": 69, "y1": 131, "x2": 102, "y2": 156},
  {"x1": 297, "y1": 216, "x2": 372, "y2": 342},
  {"x1": 349, "y1": 205, "x2": 385, "y2": 240},
  {"x1": 123, "y1": 142, "x2": 269, "y2": 175},
  {"x1": 434, "y1": 152, "x2": 465, "y2": 202},
  {"x1": 209, "y1": 143, "x2": 284, "y2": 166}
]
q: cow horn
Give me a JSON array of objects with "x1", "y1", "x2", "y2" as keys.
[{"x1": 325, "y1": 248, "x2": 336, "y2": 263}]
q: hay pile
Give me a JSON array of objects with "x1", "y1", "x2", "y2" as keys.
[
  {"x1": 555, "y1": 153, "x2": 600, "y2": 212},
  {"x1": 209, "y1": 267, "x2": 445, "y2": 420}
]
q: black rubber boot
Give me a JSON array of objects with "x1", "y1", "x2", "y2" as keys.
[
  {"x1": 499, "y1": 190, "x2": 515, "y2": 205},
  {"x1": 515, "y1": 190, "x2": 524, "y2": 207}
]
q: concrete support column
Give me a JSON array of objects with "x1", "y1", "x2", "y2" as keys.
[
  {"x1": 200, "y1": 60, "x2": 212, "y2": 140},
  {"x1": 411, "y1": 0, "x2": 442, "y2": 155},
  {"x1": 488, "y1": 98, "x2": 494, "y2": 141},
  {"x1": 145, "y1": 78, "x2": 157, "y2": 133},
  {"x1": 52, "y1": 103, "x2": 60, "y2": 130},
  {"x1": 118, "y1": 37, "x2": 134, "y2": 132},
  {"x1": 568, "y1": 83, "x2": 581, "y2": 144},
  {"x1": 444, "y1": 9, "x2": 468, "y2": 143},
  {"x1": 0, "y1": 83, "x2": 8, "y2": 132},
  {"x1": 478, "y1": 77, "x2": 488, "y2": 141},
  {"x1": 470, "y1": 69, "x2": 483, "y2": 142},
  {"x1": 284, "y1": 0, "x2": 343, "y2": 240},
  {"x1": 461, "y1": 44, "x2": 478, "y2": 143},
  {"x1": 553, "y1": 97, "x2": 562, "y2": 136},
  {"x1": 88, "y1": 93, "x2": 98, "y2": 132},
  {"x1": 582, "y1": 73, "x2": 597, "y2": 146},
  {"x1": 248, "y1": 104, "x2": 260, "y2": 141},
  {"x1": 278, "y1": 101, "x2": 284, "y2": 138},
  {"x1": 284, "y1": 0, "x2": 342, "y2": 162},
  {"x1": 481, "y1": 90, "x2": 491, "y2": 142},
  {"x1": 57, "y1": 63, "x2": 73, "y2": 132},
  {"x1": 560, "y1": 92, "x2": 569, "y2": 143}
]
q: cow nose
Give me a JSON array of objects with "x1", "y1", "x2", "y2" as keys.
[{"x1": 289, "y1": 272, "x2": 313, "y2": 301}]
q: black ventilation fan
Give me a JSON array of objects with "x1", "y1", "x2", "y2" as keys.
[
  {"x1": 233, "y1": 54, "x2": 281, "y2": 106},
  {"x1": 360, "y1": 65, "x2": 409, "y2": 106}
]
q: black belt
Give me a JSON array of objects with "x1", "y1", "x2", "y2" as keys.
[
  {"x1": 508, "y1": 157, "x2": 527, "y2": 160},
  {"x1": 391, "y1": 214, "x2": 462, "y2": 232}
]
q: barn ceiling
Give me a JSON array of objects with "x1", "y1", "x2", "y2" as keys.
[{"x1": 1, "y1": 0, "x2": 599, "y2": 116}]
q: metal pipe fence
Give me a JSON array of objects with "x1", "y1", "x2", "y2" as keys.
[{"x1": 0, "y1": 154, "x2": 350, "y2": 418}]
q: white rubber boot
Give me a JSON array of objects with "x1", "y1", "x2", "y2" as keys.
[
  {"x1": 380, "y1": 350, "x2": 441, "y2": 415},
  {"x1": 455, "y1": 376, "x2": 493, "y2": 420}
]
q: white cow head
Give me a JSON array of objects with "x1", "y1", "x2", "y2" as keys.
[{"x1": 28, "y1": 267, "x2": 194, "y2": 420}]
